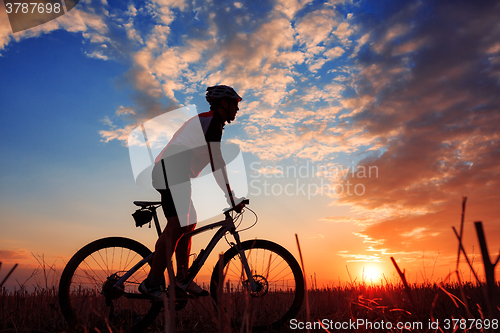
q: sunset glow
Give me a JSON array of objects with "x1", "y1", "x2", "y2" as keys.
[{"x1": 362, "y1": 266, "x2": 383, "y2": 284}]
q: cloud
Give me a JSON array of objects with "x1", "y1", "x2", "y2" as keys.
[
  {"x1": 308, "y1": 234, "x2": 325, "y2": 239},
  {"x1": 0, "y1": 249, "x2": 31, "y2": 263},
  {"x1": 116, "y1": 106, "x2": 136, "y2": 116},
  {"x1": 324, "y1": 46, "x2": 345, "y2": 59},
  {"x1": 101, "y1": 1, "x2": 298, "y2": 140},
  {"x1": 275, "y1": 0, "x2": 313, "y2": 19},
  {"x1": 2, "y1": 0, "x2": 363, "y2": 157},
  {"x1": 99, "y1": 123, "x2": 137, "y2": 143},
  {"x1": 330, "y1": 0, "x2": 500, "y2": 262},
  {"x1": 331, "y1": 21, "x2": 354, "y2": 44},
  {"x1": 0, "y1": 2, "x2": 12, "y2": 54},
  {"x1": 337, "y1": 251, "x2": 382, "y2": 263},
  {"x1": 321, "y1": 216, "x2": 374, "y2": 226},
  {"x1": 97, "y1": 1, "x2": 362, "y2": 143},
  {"x1": 88, "y1": 0, "x2": 381, "y2": 151},
  {"x1": 296, "y1": 9, "x2": 338, "y2": 49},
  {"x1": 372, "y1": 23, "x2": 410, "y2": 53}
]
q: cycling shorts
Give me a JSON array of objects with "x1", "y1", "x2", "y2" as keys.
[
  {"x1": 152, "y1": 145, "x2": 193, "y2": 218},
  {"x1": 157, "y1": 187, "x2": 193, "y2": 218}
]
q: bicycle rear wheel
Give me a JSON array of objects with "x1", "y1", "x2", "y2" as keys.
[
  {"x1": 59, "y1": 237, "x2": 162, "y2": 333},
  {"x1": 210, "y1": 239, "x2": 304, "y2": 331}
]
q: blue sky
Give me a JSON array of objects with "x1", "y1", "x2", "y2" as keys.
[{"x1": 1, "y1": 0, "x2": 499, "y2": 288}]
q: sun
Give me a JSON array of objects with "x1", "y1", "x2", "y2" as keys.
[{"x1": 362, "y1": 265, "x2": 383, "y2": 283}]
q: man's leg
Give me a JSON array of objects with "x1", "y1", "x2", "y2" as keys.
[
  {"x1": 175, "y1": 201, "x2": 197, "y2": 280},
  {"x1": 173, "y1": 203, "x2": 207, "y2": 296},
  {"x1": 148, "y1": 215, "x2": 185, "y2": 285},
  {"x1": 148, "y1": 173, "x2": 191, "y2": 285}
]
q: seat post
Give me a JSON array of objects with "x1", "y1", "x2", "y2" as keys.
[{"x1": 151, "y1": 207, "x2": 163, "y2": 237}]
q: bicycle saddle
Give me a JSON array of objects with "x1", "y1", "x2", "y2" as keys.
[{"x1": 133, "y1": 201, "x2": 161, "y2": 208}]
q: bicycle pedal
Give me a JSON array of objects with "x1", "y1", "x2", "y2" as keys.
[
  {"x1": 166, "y1": 286, "x2": 188, "y2": 299},
  {"x1": 185, "y1": 290, "x2": 210, "y2": 298}
]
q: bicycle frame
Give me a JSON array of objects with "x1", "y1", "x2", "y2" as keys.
[{"x1": 114, "y1": 201, "x2": 258, "y2": 298}]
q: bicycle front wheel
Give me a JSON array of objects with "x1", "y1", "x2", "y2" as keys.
[
  {"x1": 210, "y1": 239, "x2": 304, "y2": 331},
  {"x1": 58, "y1": 237, "x2": 162, "y2": 333}
]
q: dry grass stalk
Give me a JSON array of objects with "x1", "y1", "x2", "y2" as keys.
[
  {"x1": 389, "y1": 257, "x2": 415, "y2": 308},
  {"x1": 295, "y1": 234, "x2": 309, "y2": 333},
  {"x1": 449, "y1": 197, "x2": 500, "y2": 331},
  {"x1": 217, "y1": 252, "x2": 224, "y2": 332},
  {"x1": 455, "y1": 271, "x2": 472, "y2": 319},
  {"x1": 346, "y1": 265, "x2": 357, "y2": 286},
  {"x1": 474, "y1": 221, "x2": 500, "y2": 319},
  {"x1": 452, "y1": 226, "x2": 481, "y2": 284},
  {"x1": 455, "y1": 196, "x2": 467, "y2": 272},
  {"x1": 318, "y1": 319, "x2": 331, "y2": 333},
  {"x1": 452, "y1": 199, "x2": 499, "y2": 321},
  {"x1": 165, "y1": 257, "x2": 176, "y2": 333},
  {"x1": 216, "y1": 252, "x2": 235, "y2": 333},
  {"x1": 0, "y1": 262, "x2": 18, "y2": 288}
]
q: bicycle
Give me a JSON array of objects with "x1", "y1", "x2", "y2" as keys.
[{"x1": 58, "y1": 199, "x2": 304, "y2": 332}]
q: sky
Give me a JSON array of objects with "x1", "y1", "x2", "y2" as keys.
[{"x1": 1, "y1": 0, "x2": 499, "y2": 290}]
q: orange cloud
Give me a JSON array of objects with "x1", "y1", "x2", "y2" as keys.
[{"x1": 0, "y1": 249, "x2": 31, "y2": 263}]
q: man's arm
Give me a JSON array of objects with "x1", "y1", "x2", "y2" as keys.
[{"x1": 207, "y1": 142, "x2": 236, "y2": 206}]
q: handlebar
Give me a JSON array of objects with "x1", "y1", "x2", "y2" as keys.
[{"x1": 223, "y1": 198, "x2": 249, "y2": 216}]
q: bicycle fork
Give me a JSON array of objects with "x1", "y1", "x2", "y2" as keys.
[{"x1": 231, "y1": 231, "x2": 259, "y2": 293}]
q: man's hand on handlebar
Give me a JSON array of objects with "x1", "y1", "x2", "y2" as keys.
[
  {"x1": 233, "y1": 200, "x2": 246, "y2": 213},
  {"x1": 226, "y1": 191, "x2": 244, "y2": 208},
  {"x1": 224, "y1": 196, "x2": 249, "y2": 214}
]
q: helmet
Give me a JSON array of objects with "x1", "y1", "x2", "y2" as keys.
[{"x1": 206, "y1": 85, "x2": 242, "y2": 102}]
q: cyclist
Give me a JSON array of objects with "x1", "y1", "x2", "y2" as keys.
[{"x1": 140, "y1": 85, "x2": 243, "y2": 298}]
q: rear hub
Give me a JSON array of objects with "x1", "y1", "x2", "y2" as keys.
[{"x1": 101, "y1": 273, "x2": 124, "y2": 300}]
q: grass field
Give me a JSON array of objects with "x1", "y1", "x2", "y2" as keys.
[{"x1": 1, "y1": 279, "x2": 499, "y2": 332}]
